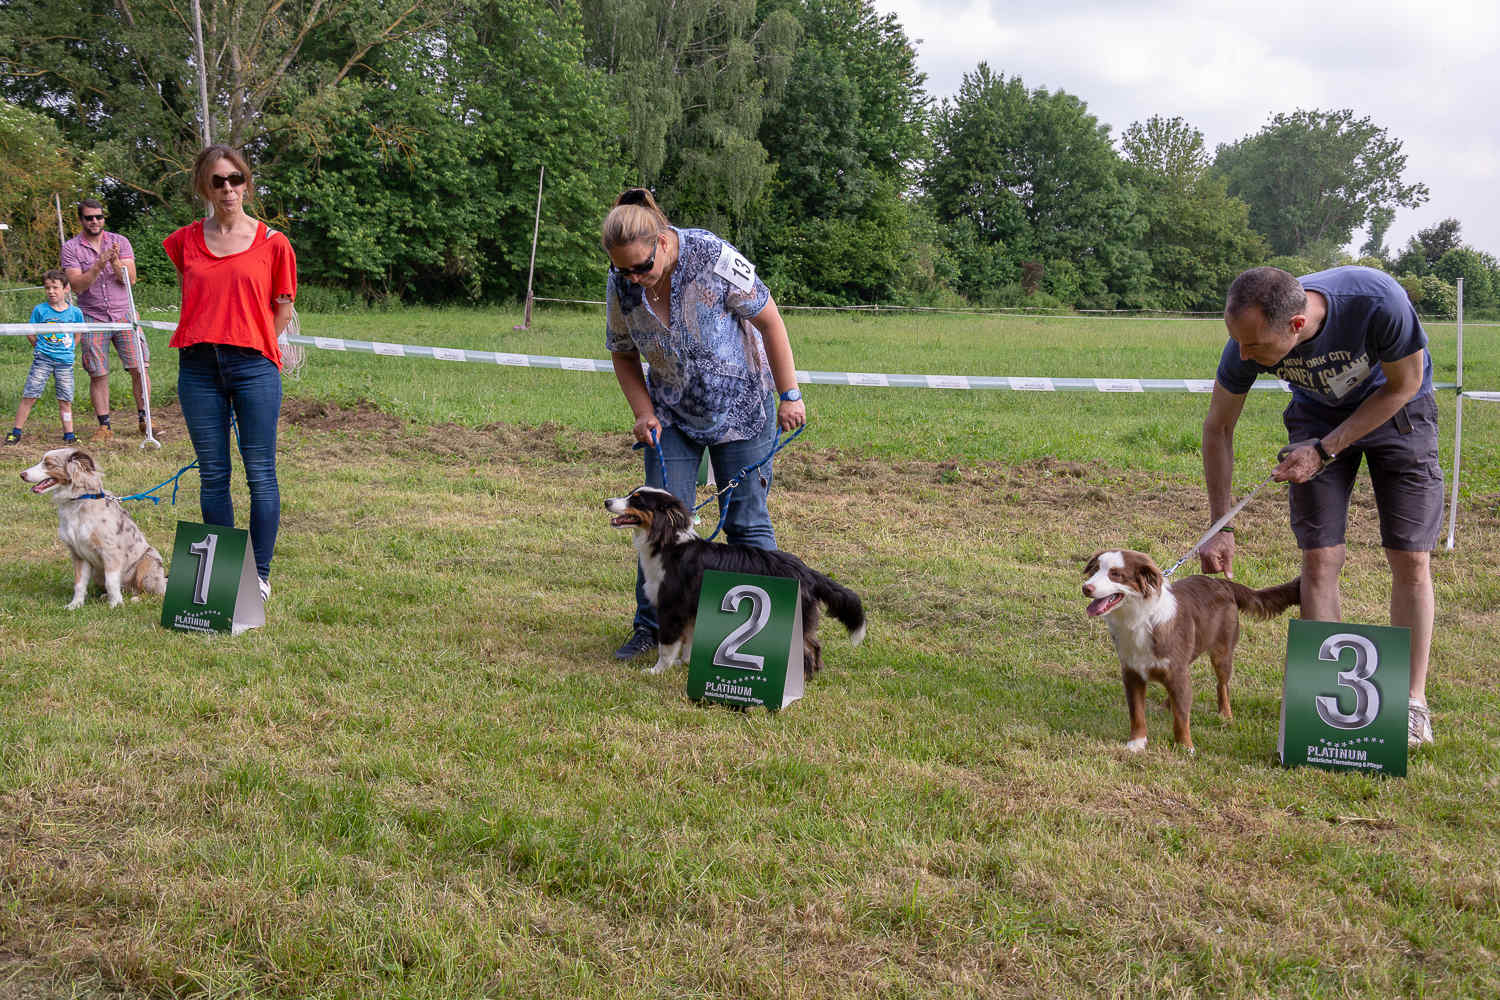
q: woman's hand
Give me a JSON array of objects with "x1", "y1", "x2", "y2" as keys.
[
  {"x1": 777, "y1": 398, "x2": 806, "y2": 432},
  {"x1": 633, "y1": 412, "x2": 662, "y2": 445}
]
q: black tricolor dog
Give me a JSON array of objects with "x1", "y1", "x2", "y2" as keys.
[{"x1": 605, "y1": 486, "x2": 866, "y2": 676}]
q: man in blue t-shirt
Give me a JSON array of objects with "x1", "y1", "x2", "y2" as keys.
[{"x1": 1198, "y1": 265, "x2": 1443, "y2": 750}]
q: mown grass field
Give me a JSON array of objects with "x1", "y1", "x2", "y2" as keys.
[{"x1": 2, "y1": 302, "x2": 1499, "y2": 998}]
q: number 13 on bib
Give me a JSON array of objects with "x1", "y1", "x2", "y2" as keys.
[
  {"x1": 687, "y1": 570, "x2": 805, "y2": 712},
  {"x1": 1279, "y1": 619, "x2": 1410, "y2": 776}
]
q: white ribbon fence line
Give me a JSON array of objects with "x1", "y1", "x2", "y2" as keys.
[
  {"x1": 1, "y1": 322, "x2": 133, "y2": 334},
  {"x1": 1, "y1": 321, "x2": 1469, "y2": 395}
]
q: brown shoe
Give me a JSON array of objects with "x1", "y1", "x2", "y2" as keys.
[{"x1": 91, "y1": 425, "x2": 114, "y2": 444}]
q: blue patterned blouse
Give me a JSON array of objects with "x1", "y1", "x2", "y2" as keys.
[{"x1": 605, "y1": 227, "x2": 774, "y2": 443}]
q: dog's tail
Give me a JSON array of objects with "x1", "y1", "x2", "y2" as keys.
[
  {"x1": 810, "y1": 572, "x2": 866, "y2": 646},
  {"x1": 1230, "y1": 577, "x2": 1301, "y2": 620},
  {"x1": 132, "y1": 548, "x2": 167, "y2": 597}
]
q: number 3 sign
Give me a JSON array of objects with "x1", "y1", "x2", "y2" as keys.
[
  {"x1": 687, "y1": 570, "x2": 805, "y2": 712},
  {"x1": 1279, "y1": 619, "x2": 1410, "y2": 777},
  {"x1": 160, "y1": 521, "x2": 265, "y2": 635}
]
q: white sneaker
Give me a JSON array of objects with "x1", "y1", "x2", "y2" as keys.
[
  {"x1": 1408, "y1": 699, "x2": 1433, "y2": 749},
  {"x1": 258, "y1": 577, "x2": 271, "y2": 604}
]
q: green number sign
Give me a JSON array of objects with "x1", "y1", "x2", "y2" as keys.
[
  {"x1": 1279, "y1": 619, "x2": 1410, "y2": 777},
  {"x1": 161, "y1": 521, "x2": 265, "y2": 635},
  {"x1": 687, "y1": 570, "x2": 804, "y2": 712}
]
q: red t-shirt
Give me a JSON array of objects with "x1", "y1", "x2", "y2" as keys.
[{"x1": 163, "y1": 220, "x2": 297, "y2": 368}]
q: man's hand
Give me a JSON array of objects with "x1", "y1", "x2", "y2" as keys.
[
  {"x1": 1274, "y1": 438, "x2": 1324, "y2": 484},
  {"x1": 1199, "y1": 530, "x2": 1235, "y2": 578}
]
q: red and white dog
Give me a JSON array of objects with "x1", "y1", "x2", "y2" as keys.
[{"x1": 1082, "y1": 549, "x2": 1299, "y2": 754}]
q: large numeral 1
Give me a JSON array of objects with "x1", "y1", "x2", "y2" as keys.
[
  {"x1": 188, "y1": 533, "x2": 219, "y2": 605},
  {"x1": 1314, "y1": 633, "x2": 1381, "y2": 730},
  {"x1": 712, "y1": 584, "x2": 771, "y2": 672}
]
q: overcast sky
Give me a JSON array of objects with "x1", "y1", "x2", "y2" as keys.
[{"x1": 876, "y1": 0, "x2": 1500, "y2": 257}]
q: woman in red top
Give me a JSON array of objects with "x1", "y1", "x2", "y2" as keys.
[{"x1": 164, "y1": 145, "x2": 297, "y2": 603}]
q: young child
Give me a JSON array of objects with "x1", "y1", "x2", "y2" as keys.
[{"x1": 6, "y1": 270, "x2": 82, "y2": 445}]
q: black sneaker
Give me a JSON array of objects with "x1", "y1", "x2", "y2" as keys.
[
  {"x1": 3, "y1": 430, "x2": 20, "y2": 446},
  {"x1": 613, "y1": 626, "x2": 658, "y2": 660}
]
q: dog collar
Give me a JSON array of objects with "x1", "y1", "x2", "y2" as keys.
[{"x1": 69, "y1": 492, "x2": 110, "y2": 501}]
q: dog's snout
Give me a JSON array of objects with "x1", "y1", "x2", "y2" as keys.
[{"x1": 1082, "y1": 583, "x2": 1094, "y2": 597}]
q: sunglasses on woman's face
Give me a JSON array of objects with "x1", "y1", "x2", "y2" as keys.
[
  {"x1": 610, "y1": 242, "x2": 657, "y2": 277},
  {"x1": 211, "y1": 172, "x2": 247, "y2": 190}
]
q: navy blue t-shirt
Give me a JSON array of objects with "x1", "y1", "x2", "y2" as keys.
[{"x1": 1216, "y1": 266, "x2": 1433, "y2": 412}]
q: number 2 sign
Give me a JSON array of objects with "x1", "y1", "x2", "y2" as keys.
[
  {"x1": 161, "y1": 521, "x2": 265, "y2": 635},
  {"x1": 687, "y1": 570, "x2": 805, "y2": 712},
  {"x1": 1279, "y1": 620, "x2": 1410, "y2": 777}
]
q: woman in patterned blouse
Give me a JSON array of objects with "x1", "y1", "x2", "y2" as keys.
[{"x1": 602, "y1": 188, "x2": 807, "y2": 662}]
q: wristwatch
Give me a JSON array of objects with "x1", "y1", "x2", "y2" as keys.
[
  {"x1": 1313, "y1": 438, "x2": 1336, "y2": 463},
  {"x1": 779, "y1": 387, "x2": 802, "y2": 402}
]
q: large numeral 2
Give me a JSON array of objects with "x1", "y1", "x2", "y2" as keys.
[
  {"x1": 712, "y1": 584, "x2": 771, "y2": 672},
  {"x1": 1314, "y1": 633, "x2": 1381, "y2": 730}
]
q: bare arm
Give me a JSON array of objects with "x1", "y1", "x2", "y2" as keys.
[
  {"x1": 611, "y1": 350, "x2": 659, "y2": 444},
  {"x1": 273, "y1": 297, "x2": 296, "y2": 339},
  {"x1": 1273, "y1": 350, "x2": 1426, "y2": 483},
  {"x1": 747, "y1": 295, "x2": 805, "y2": 430},
  {"x1": 1200, "y1": 381, "x2": 1248, "y2": 575}
]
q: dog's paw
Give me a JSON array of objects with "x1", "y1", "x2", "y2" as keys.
[
  {"x1": 1124, "y1": 737, "x2": 1148, "y2": 752},
  {"x1": 65, "y1": 599, "x2": 84, "y2": 611},
  {"x1": 642, "y1": 661, "x2": 671, "y2": 676}
]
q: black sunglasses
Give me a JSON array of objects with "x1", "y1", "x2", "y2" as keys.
[
  {"x1": 82, "y1": 213, "x2": 106, "y2": 221},
  {"x1": 610, "y1": 241, "x2": 657, "y2": 277},
  {"x1": 211, "y1": 172, "x2": 247, "y2": 189}
]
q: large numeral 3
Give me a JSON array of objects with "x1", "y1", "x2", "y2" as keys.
[
  {"x1": 1314, "y1": 633, "x2": 1381, "y2": 730},
  {"x1": 712, "y1": 584, "x2": 771, "y2": 672}
]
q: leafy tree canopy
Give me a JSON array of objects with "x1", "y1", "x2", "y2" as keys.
[{"x1": 1212, "y1": 108, "x2": 1428, "y2": 257}]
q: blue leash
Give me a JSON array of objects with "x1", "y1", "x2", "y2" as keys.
[
  {"x1": 73, "y1": 413, "x2": 240, "y2": 505},
  {"x1": 633, "y1": 423, "x2": 805, "y2": 541}
]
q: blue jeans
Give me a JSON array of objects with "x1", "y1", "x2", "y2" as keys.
[
  {"x1": 177, "y1": 344, "x2": 282, "y2": 580},
  {"x1": 632, "y1": 392, "x2": 780, "y2": 633}
]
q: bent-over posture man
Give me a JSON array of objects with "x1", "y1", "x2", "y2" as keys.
[{"x1": 1199, "y1": 265, "x2": 1443, "y2": 749}]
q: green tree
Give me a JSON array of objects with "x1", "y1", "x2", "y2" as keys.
[
  {"x1": 0, "y1": 101, "x2": 97, "y2": 283},
  {"x1": 1395, "y1": 217, "x2": 1463, "y2": 277},
  {"x1": 924, "y1": 64, "x2": 1144, "y2": 306},
  {"x1": 1212, "y1": 109, "x2": 1428, "y2": 256},
  {"x1": 1433, "y1": 247, "x2": 1496, "y2": 311},
  {"x1": 579, "y1": 0, "x2": 798, "y2": 234},
  {"x1": 1120, "y1": 116, "x2": 1268, "y2": 310},
  {"x1": 0, "y1": 0, "x2": 466, "y2": 222},
  {"x1": 750, "y1": 0, "x2": 930, "y2": 303},
  {"x1": 270, "y1": 0, "x2": 627, "y2": 301}
]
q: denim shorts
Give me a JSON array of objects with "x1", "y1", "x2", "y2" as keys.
[
  {"x1": 22, "y1": 356, "x2": 75, "y2": 403},
  {"x1": 1283, "y1": 392, "x2": 1444, "y2": 551}
]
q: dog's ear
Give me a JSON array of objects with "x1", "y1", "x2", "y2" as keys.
[
  {"x1": 646, "y1": 494, "x2": 691, "y2": 546},
  {"x1": 65, "y1": 451, "x2": 101, "y2": 491},
  {"x1": 1136, "y1": 560, "x2": 1164, "y2": 598}
]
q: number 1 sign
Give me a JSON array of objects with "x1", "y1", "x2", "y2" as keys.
[
  {"x1": 1279, "y1": 619, "x2": 1410, "y2": 777},
  {"x1": 160, "y1": 521, "x2": 265, "y2": 635},
  {"x1": 687, "y1": 570, "x2": 805, "y2": 712}
]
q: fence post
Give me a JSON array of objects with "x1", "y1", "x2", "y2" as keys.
[
  {"x1": 1444, "y1": 278, "x2": 1464, "y2": 549},
  {"x1": 515, "y1": 165, "x2": 544, "y2": 331}
]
